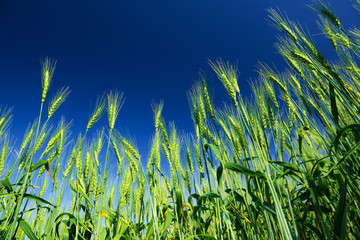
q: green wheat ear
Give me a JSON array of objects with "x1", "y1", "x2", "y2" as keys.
[
  {"x1": 87, "y1": 95, "x2": 106, "y2": 131},
  {"x1": 201, "y1": 75, "x2": 215, "y2": 121},
  {"x1": 0, "y1": 107, "x2": 12, "y2": 137},
  {"x1": 267, "y1": 8, "x2": 298, "y2": 43},
  {"x1": 107, "y1": 90, "x2": 124, "y2": 131},
  {"x1": 152, "y1": 100, "x2": 164, "y2": 131},
  {"x1": 41, "y1": 57, "x2": 56, "y2": 103},
  {"x1": 47, "y1": 87, "x2": 70, "y2": 119},
  {"x1": 209, "y1": 59, "x2": 239, "y2": 108}
]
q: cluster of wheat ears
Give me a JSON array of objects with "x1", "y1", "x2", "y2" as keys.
[{"x1": 1, "y1": 1, "x2": 360, "y2": 239}]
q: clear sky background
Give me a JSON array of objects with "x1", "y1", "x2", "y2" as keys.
[{"x1": 0, "y1": 0, "x2": 358, "y2": 161}]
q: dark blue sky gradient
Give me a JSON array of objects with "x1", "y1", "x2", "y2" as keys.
[{"x1": 0, "y1": 0, "x2": 358, "y2": 159}]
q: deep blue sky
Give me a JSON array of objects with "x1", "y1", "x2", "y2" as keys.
[{"x1": 0, "y1": 0, "x2": 358, "y2": 159}]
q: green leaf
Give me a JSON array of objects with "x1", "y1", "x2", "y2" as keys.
[
  {"x1": 118, "y1": 223, "x2": 129, "y2": 237},
  {"x1": 269, "y1": 161, "x2": 305, "y2": 173},
  {"x1": 205, "y1": 143, "x2": 223, "y2": 164},
  {"x1": 325, "y1": 140, "x2": 360, "y2": 177},
  {"x1": 274, "y1": 169, "x2": 303, "y2": 183},
  {"x1": 55, "y1": 212, "x2": 77, "y2": 239},
  {"x1": 216, "y1": 165, "x2": 223, "y2": 185},
  {"x1": 298, "y1": 126, "x2": 310, "y2": 156},
  {"x1": 175, "y1": 186, "x2": 183, "y2": 224},
  {"x1": 19, "y1": 219, "x2": 38, "y2": 240},
  {"x1": 263, "y1": 201, "x2": 277, "y2": 215},
  {"x1": 239, "y1": 156, "x2": 259, "y2": 163},
  {"x1": 306, "y1": 174, "x2": 318, "y2": 205},
  {"x1": 311, "y1": 157, "x2": 332, "y2": 176},
  {"x1": 329, "y1": 83, "x2": 339, "y2": 127},
  {"x1": 74, "y1": 181, "x2": 92, "y2": 206},
  {"x1": 0, "y1": 178, "x2": 13, "y2": 193},
  {"x1": 99, "y1": 228, "x2": 109, "y2": 240},
  {"x1": 144, "y1": 218, "x2": 154, "y2": 240},
  {"x1": 292, "y1": 189, "x2": 310, "y2": 205},
  {"x1": 30, "y1": 159, "x2": 49, "y2": 172},
  {"x1": 55, "y1": 212, "x2": 77, "y2": 223},
  {"x1": 225, "y1": 163, "x2": 266, "y2": 180},
  {"x1": 56, "y1": 219, "x2": 76, "y2": 240},
  {"x1": 333, "y1": 180, "x2": 347, "y2": 240},
  {"x1": 198, "y1": 192, "x2": 220, "y2": 203},
  {"x1": 113, "y1": 235, "x2": 122, "y2": 240},
  {"x1": 334, "y1": 123, "x2": 360, "y2": 150},
  {"x1": 160, "y1": 211, "x2": 173, "y2": 234},
  {"x1": 24, "y1": 194, "x2": 56, "y2": 207}
]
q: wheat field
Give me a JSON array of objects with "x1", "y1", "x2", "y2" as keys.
[{"x1": 0, "y1": 1, "x2": 360, "y2": 239}]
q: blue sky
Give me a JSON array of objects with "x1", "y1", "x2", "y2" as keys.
[{"x1": 0, "y1": 0, "x2": 358, "y2": 160}]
